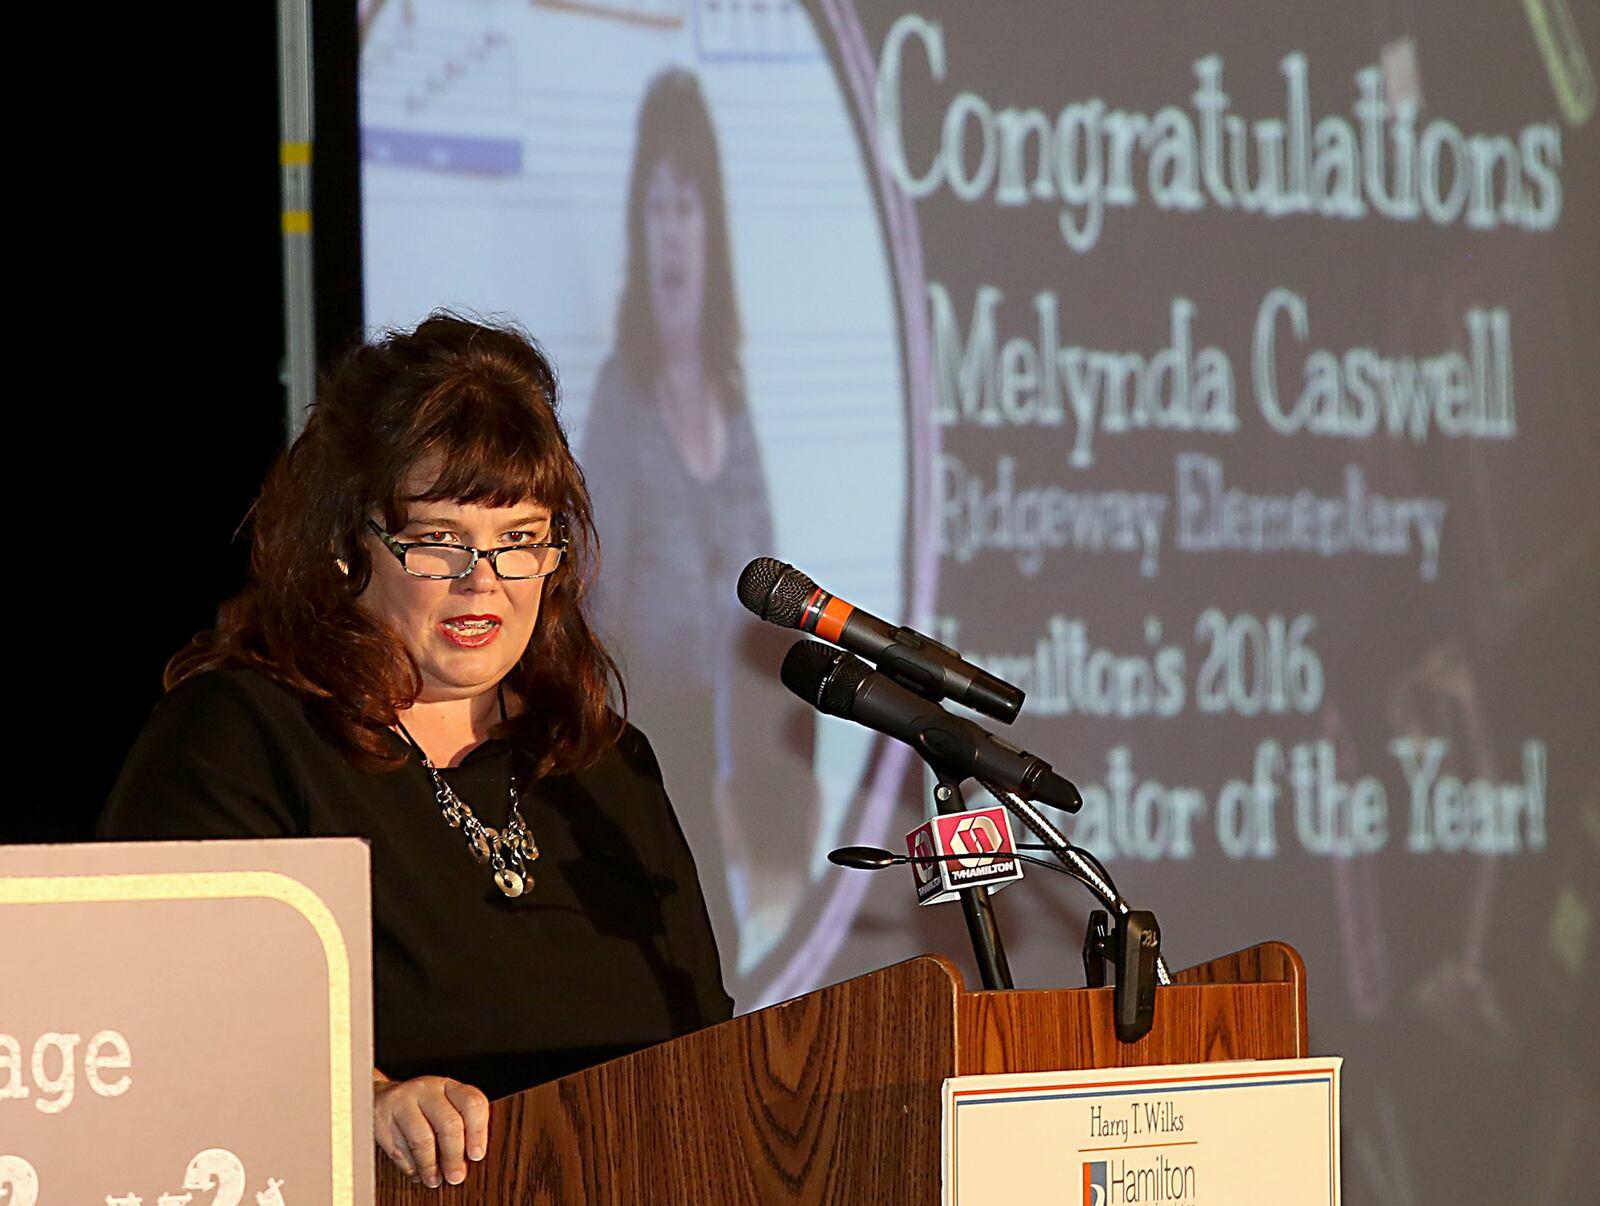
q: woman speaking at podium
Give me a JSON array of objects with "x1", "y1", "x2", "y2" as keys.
[{"x1": 98, "y1": 314, "x2": 733, "y2": 1188}]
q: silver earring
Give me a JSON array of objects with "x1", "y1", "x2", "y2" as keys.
[{"x1": 335, "y1": 558, "x2": 350, "y2": 576}]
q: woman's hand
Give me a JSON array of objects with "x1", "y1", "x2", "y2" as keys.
[{"x1": 373, "y1": 1070, "x2": 490, "y2": 1187}]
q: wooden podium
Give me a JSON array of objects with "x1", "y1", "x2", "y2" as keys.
[{"x1": 376, "y1": 943, "x2": 1306, "y2": 1204}]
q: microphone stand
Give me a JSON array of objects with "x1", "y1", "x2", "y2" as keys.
[
  {"x1": 829, "y1": 775, "x2": 1167, "y2": 1034},
  {"x1": 932, "y1": 767, "x2": 1015, "y2": 991}
]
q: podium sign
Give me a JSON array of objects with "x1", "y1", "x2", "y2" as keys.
[
  {"x1": 0, "y1": 839, "x2": 373, "y2": 1206},
  {"x1": 943, "y1": 1058, "x2": 1341, "y2": 1205}
]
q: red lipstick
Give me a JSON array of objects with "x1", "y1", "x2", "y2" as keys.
[{"x1": 438, "y1": 613, "x2": 502, "y2": 649}]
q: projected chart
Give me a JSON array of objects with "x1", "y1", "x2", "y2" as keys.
[
  {"x1": 697, "y1": 0, "x2": 821, "y2": 61},
  {"x1": 362, "y1": 19, "x2": 520, "y2": 174}
]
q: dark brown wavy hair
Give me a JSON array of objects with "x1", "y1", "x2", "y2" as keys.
[{"x1": 168, "y1": 312, "x2": 626, "y2": 777}]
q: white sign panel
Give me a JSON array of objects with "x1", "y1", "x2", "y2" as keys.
[{"x1": 943, "y1": 1058, "x2": 1341, "y2": 1205}]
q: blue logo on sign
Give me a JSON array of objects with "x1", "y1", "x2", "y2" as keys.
[{"x1": 1084, "y1": 1160, "x2": 1107, "y2": 1205}]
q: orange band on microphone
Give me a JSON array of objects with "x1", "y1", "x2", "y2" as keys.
[
  {"x1": 799, "y1": 587, "x2": 856, "y2": 642},
  {"x1": 813, "y1": 595, "x2": 854, "y2": 643}
]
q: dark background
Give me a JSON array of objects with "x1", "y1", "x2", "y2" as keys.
[{"x1": 16, "y1": 7, "x2": 361, "y2": 845}]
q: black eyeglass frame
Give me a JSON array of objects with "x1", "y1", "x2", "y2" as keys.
[{"x1": 365, "y1": 518, "x2": 569, "y2": 580}]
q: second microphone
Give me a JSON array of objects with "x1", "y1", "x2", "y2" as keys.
[{"x1": 781, "y1": 639, "x2": 1082, "y2": 813}]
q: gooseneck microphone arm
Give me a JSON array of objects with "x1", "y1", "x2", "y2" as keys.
[{"x1": 980, "y1": 780, "x2": 1171, "y2": 988}]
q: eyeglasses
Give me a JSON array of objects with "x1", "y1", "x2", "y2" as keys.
[{"x1": 366, "y1": 518, "x2": 568, "y2": 580}]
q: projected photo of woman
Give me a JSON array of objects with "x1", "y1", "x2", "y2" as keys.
[{"x1": 582, "y1": 68, "x2": 816, "y2": 972}]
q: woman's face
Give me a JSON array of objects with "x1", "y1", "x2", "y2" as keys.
[
  {"x1": 359, "y1": 474, "x2": 553, "y2": 704},
  {"x1": 644, "y1": 157, "x2": 706, "y2": 350}
]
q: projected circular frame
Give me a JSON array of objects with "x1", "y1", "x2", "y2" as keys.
[{"x1": 747, "y1": 0, "x2": 938, "y2": 1007}]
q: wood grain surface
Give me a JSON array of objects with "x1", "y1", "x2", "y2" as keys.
[
  {"x1": 378, "y1": 956, "x2": 966, "y2": 1205},
  {"x1": 1170, "y1": 939, "x2": 1309, "y2": 1055},
  {"x1": 958, "y1": 982, "x2": 1303, "y2": 1075},
  {"x1": 375, "y1": 945, "x2": 1309, "y2": 1204}
]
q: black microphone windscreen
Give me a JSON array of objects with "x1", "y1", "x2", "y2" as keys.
[
  {"x1": 737, "y1": 557, "x2": 814, "y2": 626},
  {"x1": 736, "y1": 557, "x2": 785, "y2": 614},
  {"x1": 819, "y1": 651, "x2": 869, "y2": 714},
  {"x1": 782, "y1": 639, "x2": 871, "y2": 717},
  {"x1": 780, "y1": 639, "x2": 841, "y2": 705}
]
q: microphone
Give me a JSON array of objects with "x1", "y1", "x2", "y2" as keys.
[
  {"x1": 781, "y1": 640, "x2": 1082, "y2": 813},
  {"x1": 737, "y1": 558, "x2": 1025, "y2": 723},
  {"x1": 829, "y1": 845, "x2": 911, "y2": 869}
]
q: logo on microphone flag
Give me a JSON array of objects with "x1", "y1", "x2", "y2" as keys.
[
  {"x1": 909, "y1": 828, "x2": 939, "y2": 888},
  {"x1": 947, "y1": 812, "x2": 1006, "y2": 866},
  {"x1": 905, "y1": 805, "x2": 1023, "y2": 905},
  {"x1": 1083, "y1": 1160, "x2": 1108, "y2": 1205}
]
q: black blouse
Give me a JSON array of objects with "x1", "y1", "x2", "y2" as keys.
[{"x1": 98, "y1": 669, "x2": 733, "y2": 1100}]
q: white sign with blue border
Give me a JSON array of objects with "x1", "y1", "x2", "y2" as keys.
[{"x1": 943, "y1": 1057, "x2": 1341, "y2": 1205}]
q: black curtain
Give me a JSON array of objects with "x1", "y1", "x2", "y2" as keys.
[{"x1": 15, "y1": 4, "x2": 360, "y2": 843}]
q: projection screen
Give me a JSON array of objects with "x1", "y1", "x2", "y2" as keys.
[{"x1": 358, "y1": 1, "x2": 1599, "y2": 1200}]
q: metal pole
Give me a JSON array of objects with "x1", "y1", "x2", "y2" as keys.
[
  {"x1": 934, "y1": 777, "x2": 1014, "y2": 990},
  {"x1": 278, "y1": 0, "x2": 317, "y2": 440}
]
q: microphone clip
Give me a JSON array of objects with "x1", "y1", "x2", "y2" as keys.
[{"x1": 1082, "y1": 908, "x2": 1162, "y2": 1043}]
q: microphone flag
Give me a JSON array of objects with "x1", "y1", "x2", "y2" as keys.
[{"x1": 904, "y1": 805, "x2": 1025, "y2": 905}]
